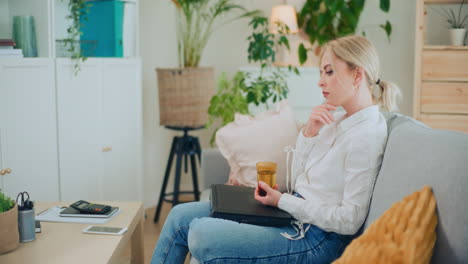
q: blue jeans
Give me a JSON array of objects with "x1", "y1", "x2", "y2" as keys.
[{"x1": 151, "y1": 201, "x2": 354, "y2": 264}]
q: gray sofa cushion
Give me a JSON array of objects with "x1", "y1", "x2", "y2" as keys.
[
  {"x1": 200, "y1": 148, "x2": 230, "y2": 190},
  {"x1": 365, "y1": 113, "x2": 468, "y2": 263},
  {"x1": 199, "y1": 148, "x2": 230, "y2": 202}
]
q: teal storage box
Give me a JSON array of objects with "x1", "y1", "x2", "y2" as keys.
[{"x1": 80, "y1": 0, "x2": 124, "y2": 57}]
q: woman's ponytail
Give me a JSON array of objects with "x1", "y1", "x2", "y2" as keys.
[{"x1": 374, "y1": 80, "x2": 402, "y2": 112}]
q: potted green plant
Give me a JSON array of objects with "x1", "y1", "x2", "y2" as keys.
[
  {"x1": 296, "y1": 0, "x2": 392, "y2": 64},
  {"x1": 440, "y1": 0, "x2": 467, "y2": 45},
  {"x1": 0, "y1": 190, "x2": 19, "y2": 254},
  {"x1": 207, "y1": 16, "x2": 299, "y2": 144},
  {"x1": 156, "y1": 0, "x2": 259, "y2": 128}
]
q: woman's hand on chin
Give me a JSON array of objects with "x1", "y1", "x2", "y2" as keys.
[{"x1": 303, "y1": 103, "x2": 336, "y2": 137}]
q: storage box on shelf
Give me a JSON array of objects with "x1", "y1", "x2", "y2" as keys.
[
  {"x1": 414, "y1": 0, "x2": 468, "y2": 133},
  {"x1": 80, "y1": 0, "x2": 124, "y2": 57}
]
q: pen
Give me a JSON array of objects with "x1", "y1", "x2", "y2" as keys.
[{"x1": 36, "y1": 208, "x2": 49, "y2": 216}]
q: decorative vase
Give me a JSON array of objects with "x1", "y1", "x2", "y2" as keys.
[
  {"x1": 449, "y1": 28, "x2": 467, "y2": 46},
  {"x1": 156, "y1": 67, "x2": 215, "y2": 128},
  {"x1": 0, "y1": 204, "x2": 20, "y2": 254},
  {"x1": 12, "y1": 15, "x2": 38, "y2": 57}
]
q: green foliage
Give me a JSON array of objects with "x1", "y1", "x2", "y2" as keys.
[
  {"x1": 0, "y1": 190, "x2": 14, "y2": 213},
  {"x1": 380, "y1": 20, "x2": 392, "y2": 42},
  {"x1": 298, "y1": 43, "x2": 308, "y2": 65},
  {"x1": 297, "y1": 0, "x2": 393, "y2": 65},
  {"x1": 246, "y1": 16, "x2": 298, "y2": 107},
  {"x1": 62, "y1": 0, "x2": 91, "y2": 75},
  {"x1": 380, "y1": 0, "x2": 390, "y2": 12},
  {"x1": 207, "y1": 16, "x2": 299, "y2": 145},
  {"x1": 173, "y1": 0, "x2": 260, "y2": 67},
  {"x1": 207, "y1": 72, "x2": 249, "y2": 143}
]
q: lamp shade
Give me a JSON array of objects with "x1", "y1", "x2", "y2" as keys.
[{"x1": 269, "y1": 5, "x2": 298, "y2": 34}]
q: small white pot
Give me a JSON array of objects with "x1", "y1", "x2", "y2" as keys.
[{"x1": 449, "y1": 28, "x2": 467, "y2": 46}]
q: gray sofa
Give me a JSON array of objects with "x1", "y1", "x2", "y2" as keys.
[{"x1": 196, "y1": 113, "x2": 468, "y2": 263}]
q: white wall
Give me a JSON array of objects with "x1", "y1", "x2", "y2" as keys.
[
  {"x1": 140, "y1": 0, "x2": 177, "y2": 208},
  {"x1": 358, "y1": 0, "x2": 416, "y2": 116},
  {"x1": 139, "y1": 0, "x2": 455, "y2": 208},
  {"x1": 0, "y1": 1, "x2": 10, "y2": 38}
]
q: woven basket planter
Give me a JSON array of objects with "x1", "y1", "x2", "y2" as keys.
[
  {"x1": 0, "y1": 204, "x2": 19, "y2": 254},
  {"x1": 156, "y1": 67, "x2": 215, "y2": 128}
]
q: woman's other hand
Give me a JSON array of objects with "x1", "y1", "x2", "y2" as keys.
[
  {"x1": 254, "y1": 181, "x2": 282, "y2": 207},
  {"x1": 303, "y1": 103, "x2": 336, "y2": 137},
  {"x1": 226, "y1": 171, "x2": 240, "y2": 186}
]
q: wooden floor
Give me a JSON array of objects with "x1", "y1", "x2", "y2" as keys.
[{"x1": 117, "y1": 201, "x2": 191, "y2": 264}]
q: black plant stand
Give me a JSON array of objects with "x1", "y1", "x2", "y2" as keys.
[{"x1": 153, "y1": 126, "x2": 203, "y2": 223}]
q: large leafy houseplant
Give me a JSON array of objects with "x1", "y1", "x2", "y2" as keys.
[
  {"x1": 297, "y1": 0, "x2": 392, "y2": 64},
  {"x1": 173, "y1": 0, "x2": 260, "y2": 67},
  {"x1": 157, "y1": 0, "x2": 259, "y2": 128},
  {"x1": 207, "y1": 16, "x2": 299, "y2": 144}
]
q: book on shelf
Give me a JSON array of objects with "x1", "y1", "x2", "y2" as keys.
[
  {"x1": 0, "y1": 55, "x2": 23, "y2": 58},
  {"x1": 0, "y1": 39, "x2": 16, "y2": 47},
  {"x1": 0, "y1": 49, "x2": 22, "y2": 54},
  {"x1": 0, "y1": 49, "x2": 23, "y2": 57}
]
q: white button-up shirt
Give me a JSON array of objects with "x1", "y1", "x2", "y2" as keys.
[{"x1": 278, "y1": 105, "x2": 388, "y2": 235}]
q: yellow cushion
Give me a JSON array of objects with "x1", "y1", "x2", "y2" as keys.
[{"x1": 333, "y1": 186, "x2": 437, "y2": 264}]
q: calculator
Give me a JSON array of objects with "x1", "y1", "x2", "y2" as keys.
[{"x1": 70, "y1": 200, "x2": 111, "y2": 214}]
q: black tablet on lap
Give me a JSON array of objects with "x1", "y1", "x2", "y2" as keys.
[{"x1": 210, "y1": 184, "x2": 293, "y2": 227}]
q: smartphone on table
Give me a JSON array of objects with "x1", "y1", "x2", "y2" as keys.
[{"x1": 82, "y1": 225, "x2": 128, "y2": 235}]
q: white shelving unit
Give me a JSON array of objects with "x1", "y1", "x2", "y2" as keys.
[
  {"x1": 414, "y1": 0, "x2": 468, "y2": 133},
  {"x1": 0, "y1": 0, "x2": 143, "y2": 203},
  {"x1": 0, "y1": 58, "x2": 59, "y2": 201}
]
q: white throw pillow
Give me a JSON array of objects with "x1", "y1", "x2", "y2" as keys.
[{"x1": 215, "y1": 100, "x2": 301, "y2": 192}]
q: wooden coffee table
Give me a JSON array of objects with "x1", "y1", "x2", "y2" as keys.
[{"x1": 0, "y1": 201, "x2": 144, "y2": 264}]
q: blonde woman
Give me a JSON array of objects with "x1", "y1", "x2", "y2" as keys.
[{"x1": 151, "y1": 35, "x2": 401, "y2": 264}]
